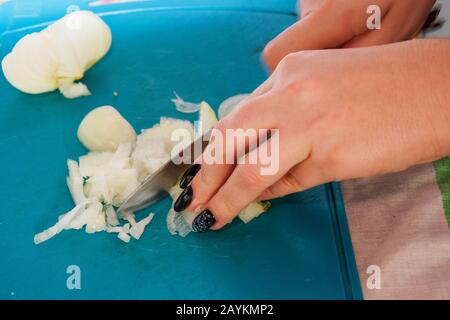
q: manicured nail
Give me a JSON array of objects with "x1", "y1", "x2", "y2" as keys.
[
  {"x1": 192, "y1": 209, "x2": 216, "y2": 232},
  {"x1": 179, "y1": 164, "x2": 201, "y2": 189},
  {"x1": 174, "y1": 185, "x2": 193, "y2": 212}
]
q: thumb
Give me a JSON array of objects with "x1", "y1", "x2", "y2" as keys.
[
  {"x1": 257, "y1": 161, "x2": 328, "y2": 201},
  {"x1": 205, "y1": 131, "x2": 309, "y2": 230},
  {"x1": 263, "y1": 4, "x2": 353, "y2": 70}
]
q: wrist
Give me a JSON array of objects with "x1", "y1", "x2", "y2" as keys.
[{"x1": 411, "y1": 39, "x2": 450, "y2": 159}]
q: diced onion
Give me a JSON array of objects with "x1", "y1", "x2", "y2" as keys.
[
  {"x1": 34, "y1": 200, "x2": 94, "y2": 244},
  {"x1": 35, "y1": 98, "x2": 269, "y2": 245},
  {"x1": 117, "y1": 231, "x2": 131, "y2": 243},
  {"x1": 130, "y1": 213, "x2": 154, "y2": 240},
  {"x1": 171, "y1": 92, "x2": 201, "y2": 113},
  {"x1": 59, "y1": 81, "x2": 91, "y2": 99},
  {"x1": 67, "y1": 159, "x2": 87, "y2": 205}
]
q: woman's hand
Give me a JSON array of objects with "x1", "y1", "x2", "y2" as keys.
[
  {"x1": 264, "y1": 0, "x2": 437, "y2": 70},
  {"x1": 173, "y1": 39, "x2": 450, "y2": 231}
]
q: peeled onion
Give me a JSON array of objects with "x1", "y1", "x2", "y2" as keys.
[
  {"x1": 1, "y1": 11, "x2": 111, "y2": 99},
  {"x1": 77, "y1": 106, "x2": 136, "y2": 152}
]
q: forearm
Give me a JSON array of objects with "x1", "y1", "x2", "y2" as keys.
[{"x1": 407, "y1": 38, "x2": 450, "y2": 160}]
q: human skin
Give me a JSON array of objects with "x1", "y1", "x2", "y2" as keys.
[
  {"x1": 173, "y1": 0, "x2": 448, "y2": 230},
  {"x1": 181, "y1": 38, "x2": 450, "y2": 230},
  {"x1": 264, "y1": 0, "x2": 437, "y2": 70}
]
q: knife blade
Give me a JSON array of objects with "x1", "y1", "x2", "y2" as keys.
[{"x1": 117, "y1": 129, "x2": 212, "y2": 215}]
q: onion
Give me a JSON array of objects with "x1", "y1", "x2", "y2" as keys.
[
  {"x1": 1, "y1": 11, "x2": 111, "y2": 98},
  {"x1": 130, "y1": 213, "x2": 154, "y2": 240},
  {"x1": 171, "y1": 92, "x2": 201, "y2": 113},
  {"x1": 77, "y1": 106, "x2": 136, "y2": 152},
  {"x1": 117, "y1": 231, "x2": 131, "y2": 243},
  {"x1": 238, "y1": 201, "x2": 271, "y2": 223},
  {"x1": 84, "y1": 202, "x2": 106, "y2": 233},
  {"x1": 105, "y1": 205, "x2": 119, "y2": 226},
  {"x1": 59, "y1": 81, "x2": 90, "y2": 99},
  {"x1": 131, "y1": 117, "x2": 193, "y2": 181},
  {"x1": 33, "y1": 200, "x2": 94, "y2": 244},
  {"x1": 166, "y1": 208, "x2": 193, "y2": 237},
  {"x1": 35, "y1": 99, "x2": 270, "y2": 245},
  {"x1": 196, "y1": 102, "x2": 218, "y2": 136},
  {"x1": 66, "y1": 159, "x2": 87, "y2": 205}
]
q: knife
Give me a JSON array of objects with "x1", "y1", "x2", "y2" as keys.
[{"x1": 117, "y1": 129, "x2": 212, "y2": 215}]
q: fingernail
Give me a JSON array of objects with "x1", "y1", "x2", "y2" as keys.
[
  {"x1": 174, "y1": 185, "x2": 193, "y2": 212},
  {"x1": 192, "y1": 209, "x2": 216, "y2": 232},
  {"x1": 179, "y1": 164, "x2": 201, "y2": 189}
]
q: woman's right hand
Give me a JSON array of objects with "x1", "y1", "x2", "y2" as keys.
[
  {"x1": 264, "y1": 0, "x2": 437, "y2": 70},
  {"x1": 178, "y1": 39, "x2": 450, "y2": 231}
]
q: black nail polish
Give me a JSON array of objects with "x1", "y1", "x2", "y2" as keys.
[
  {"x1": 174, "y1": 185, "x2": 193, "y2": 212},
  {"x1": 192, "y1": 209, "x2": 216, "y2": 232},
  {"x1": 179, "y1": 164, "x2": 201, "y2": 189}
]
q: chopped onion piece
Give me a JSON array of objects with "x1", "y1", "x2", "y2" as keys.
[
  {"x1": 122, "y1": 223, "x2": 131, "y2": 234},
  {"x1": 84, "y1": 202, "x2": 107, "y2": 233},
  {"x1": 67, "y1": 159, "x2": 87, "y2": 205},
  {"x1": 238, "y1": 201, "x2": 270, "y2": 223},
  {"x1": 109, "y1": 142, "x2": 132, "y2": 169},
  {"x1": 34, "y1": 200, "x2": 94, "y2": 244},
  {"x1": 58, "y1": 81, "x2": 91, "y2": 99},
  {"x1": 166, "y1": 208, "x2": 192, "y2": 237},
  {"x1": 196, "y1": 102, "x2": 218, "y2": 136},
  {"x1": 124, "y1": 213, "x2": 137, "y2": 227},
  {"x1": 130, "y1": 213, "x2": 154, "y2": 240},
  {"x1": 131, "y1": 117, "x2": 193, "y2": 180},
  {"x1": 106, "y1": 226, "x2": 123, "y2": 233},
  {"x1": 171, "y1": 92, "x2": 201, "y2": 113},
  {"x1": 105, "y1": 204, "x2": 119, "y2": 226},
  {"x1": 118, "y1": 231, "x2": 131, "y2": 243}
]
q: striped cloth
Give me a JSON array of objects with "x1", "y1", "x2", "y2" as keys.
[
  {"x1": 342, "y1": 162, "x2": 450, "y2": 299},
  {"x1": 341, "y1": 0, "x2": 450, "y2": 300}
]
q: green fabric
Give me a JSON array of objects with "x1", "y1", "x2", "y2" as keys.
[{"x1": 433, "y1": 157, "x2": 450, "y2": 228}]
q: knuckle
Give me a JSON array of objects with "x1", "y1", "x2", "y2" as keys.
[
  {"x1": 281, "y1": 171, "x2": 304, "y2": 192},
  {"x1": 323, "y1": 0, "x2": 351, "y2": 17},
  {"x1": 281, "y1": 79, "x2": 305, "y2": 95},
  {"x1": 225, "y1": 99, "x2": 262, "y2": 128},
  {"x1": 236, "y1": 99, "x2": 261, "y2": 118},
  {"x1": 277, "y1": 52, "x2": 301, "y2": 71},
  {"x1": 198, "y1": 166, "x2": 216, "y2": 187},
  {"x1": 236, "y1": 164, "x2": 266, "y2": 189},
  {"x1": 209, "y1": 198, "x2": 238, "y2": 226},
  {"x1": 321, "y1": 0, "x2": 357, "y2": 34},
  {"x1": 263, "y1": 40, "x2": 278, "y2": 69},
  {"x1": 276, "y1": 52, "x2": 318, "y2": 84}
]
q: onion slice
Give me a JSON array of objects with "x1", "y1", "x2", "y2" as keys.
[
  {"x1": 171, "y1": 92, "x2": 201, "y2": 113},
  {"x1": 33, "y1": 199, "x2": 95, "y2": 244}
]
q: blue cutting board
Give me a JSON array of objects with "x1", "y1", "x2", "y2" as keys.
[{"x1": 0, "y1": 0, "x2": 362, "y2": 299}]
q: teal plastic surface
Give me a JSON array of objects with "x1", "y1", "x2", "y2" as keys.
[{"x1": 0, "y1": 0, "x2": 362, "y2": 299}]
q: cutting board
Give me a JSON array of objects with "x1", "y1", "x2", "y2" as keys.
[{"x1": 0, "y1": 0, "x2": 362, "y2": 299}]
